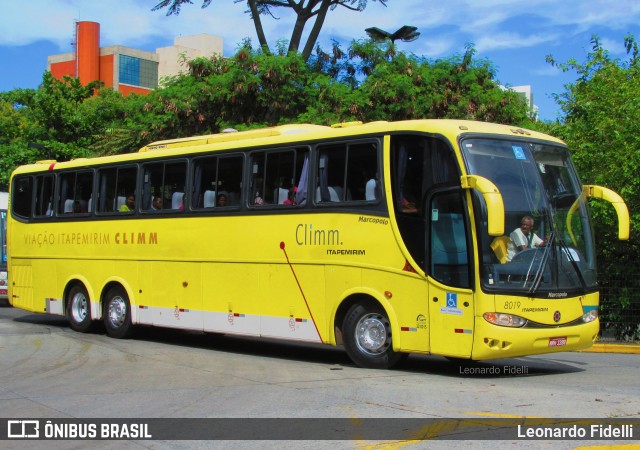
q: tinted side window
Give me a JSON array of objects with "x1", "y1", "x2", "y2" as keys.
[
  {"x1": 58, "y1": 171, "x2": 93, "y2": 214},
  {"x1": 391, "y1": 136, "x2": 459, "y2": 215},
  {"x1": 34, "y1": 174, "x2": 55, "y2": 217},
  {"x1": 192, "y1": 155, "x2": 243, "y2": 209},
  {"x1": 142, "y1": 160, "x2": 187, "y2": 211},
  {"x1": 316, "y1": 141, "x2": 379, "y2": 204},
  {"x1": 12, "y1": 176, "x2": 33, "y2": 219},
  {"x1": 97, "y1": 166, "x2": 137, "y2": 213},
  {"x1": 250, "y1": 148, "x2": 308, "y2": 206}
]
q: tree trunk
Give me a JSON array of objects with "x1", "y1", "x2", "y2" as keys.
[
  {"x1": 248, "y1": 0, "x2": 271, "y2": 55},
  {"x1": 301, "y1": 0, "x2": 331, "y2": 61}
]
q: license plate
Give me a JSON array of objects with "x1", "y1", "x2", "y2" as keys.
[{"x1": 548, "y1": 337, "x2": 567, "y2": 347}]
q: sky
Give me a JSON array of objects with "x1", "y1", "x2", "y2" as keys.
[{"x1": 1, "y1": 0, "x2": 639, "y2": 121}]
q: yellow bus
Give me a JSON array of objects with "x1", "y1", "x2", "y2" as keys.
[
  {"x1": 1, "y1": 192, "x2": 7, "y2": 300},
  {"x1": 7, "y1": 120, "x2": 629, "y2": 368}
]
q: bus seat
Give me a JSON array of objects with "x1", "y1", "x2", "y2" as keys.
[
  {"x1": 274, "y1": 188, "x2": 288, "y2": 204},
  {"x1": 314, "y1": 186, "x2": 340, "y2": 202},
  {"x1": 203, "y1": 190, "x2": 216, "y2": 208},
  {"x1": 365, "y1": 179, "x2": 377, "y2": 200},
  {"x1": 172, "y1": 192, "x2": 184, "y2": 210},
  {"x1": 491, "y1": 236, "x2": 510, "y2": 264},
  {"x1": 87, "y1": 197, "x2": 92, "y2": 213},
  {"x1": 45, "y1": 202, "x2": 53, "y2": 216},
  {"x1": 63, "y1": 199, "x2": 74, "y2": 213},
  {"x1": 115, "y1": 196, "x2": 126, "y2": 211}
]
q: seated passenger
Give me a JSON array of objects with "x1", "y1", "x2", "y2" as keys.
[
  {"x1": 217, "y1": 193, "x2": 227, "y2": 207},
  {"x1": 119, "y1": 194, "x2": 135, "y2": 212},
  {"x1": 283, "y1": 186, "x2": 297, "y2": 205},
  {"x1": 150, "y1": 196, "x2": 162, "y2": 211}
]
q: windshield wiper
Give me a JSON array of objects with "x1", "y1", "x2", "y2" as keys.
[{"x1": 527, "y1": 231, "x2": 554, "y2": 294}]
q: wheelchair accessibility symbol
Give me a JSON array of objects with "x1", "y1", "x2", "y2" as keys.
[{"x1": 446, "y1": 293, "x2": 458, "y2": 308}]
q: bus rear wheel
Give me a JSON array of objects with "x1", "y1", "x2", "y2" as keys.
[
  {"x1": 343, "y1": 302, "x2": 404, "y2": 369},
  {"x1": 67, "y1": 285, "x2": 93, "y2": 333},
  {"x1": 103, "y1": 286, "x2": 133, "y2": 339}
]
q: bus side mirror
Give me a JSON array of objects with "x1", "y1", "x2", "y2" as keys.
[
  {"x1": 460, "y1": 175, "x2": 505, "y2": 236},
  {"x1": 583, "y1": 185, "x2": 630, "y2": 240}
]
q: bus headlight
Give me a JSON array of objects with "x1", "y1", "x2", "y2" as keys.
[
  {"x1": 582, "y1": 309, "x2": 598, "y2": 323},
  {"x1": 484, "y1": 312, "x2": 527, "y2": 327}
]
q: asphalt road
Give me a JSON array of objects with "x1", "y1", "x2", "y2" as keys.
[{"x1": 1, "y1": 302, "x2": 638, "y2": 449}]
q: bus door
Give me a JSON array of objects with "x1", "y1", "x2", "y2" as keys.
[{"x1": 426, "y1": 190, "x2": 474, "y2": 358}]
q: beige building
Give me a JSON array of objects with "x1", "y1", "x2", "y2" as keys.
[
  {"x1": 511, "y1": 85, "x2": 539, "y2": 120},
  {"x1": 156, "y1": 34, "x2": 224, "y2": 82}
]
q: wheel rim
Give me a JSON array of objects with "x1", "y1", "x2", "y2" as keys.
[
  {"x1": 355, "y1": 313, "x2": 390, "y2": 355},
  {"x1": 107, "y1": 295, "x2": 127, "y2": 329},
  {"x1": 70, "y1": 292, "x2": 88, "y2": 323}
]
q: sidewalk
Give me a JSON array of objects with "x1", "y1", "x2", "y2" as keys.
[{"x1": 581, "y1": 342, "x2": 640, "y2": 354}]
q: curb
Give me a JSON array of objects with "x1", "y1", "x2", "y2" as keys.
[{"x1": 580, "y1": 343, "x2": 640, "y2": 354}]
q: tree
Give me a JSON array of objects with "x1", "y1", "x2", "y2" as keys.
[
  {"x1": 0, "y1": 73, "x2": 133, "y2": 189},
  {"x1": 305, "y1": 40, "x2": 529, "y2": 124},
  {"x1": 152, "y1": 0, "x2": 387, "y2": 61},
  {"x1": 542, "y1": 35, "x2": 640, "y2": 339}
]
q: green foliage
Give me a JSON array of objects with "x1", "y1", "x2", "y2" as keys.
[
  {"x1": 352, "y1": 43, "x2": 529, "y2": 123},
  {"x1": 0, "y1": 41, "x2": 528, "y2": 191},
  {"x1": 544, "y1": 35, "x2": 640, "y2": 339}
]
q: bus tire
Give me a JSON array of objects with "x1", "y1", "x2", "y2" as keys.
[
  {"x1": 67, "y1": 285, "x2": 93, "y2": 333},
  {"x1": 103, "y1": 286, "x2": 133, "y2": 339},
  {"x1": 343, "y1": 302, "x2": 404, "y2": 369}
]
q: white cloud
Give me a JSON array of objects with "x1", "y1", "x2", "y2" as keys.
[
  {"x1": 599, "y1": 37, "x2": 631, "y2": 56},
  {"x1": 2, "y1": 0, "x2": 640, "y2": 57},
  {"x1": 475, "y1": 32, "x2": 559, "y2": 52},
  {"x1": 533, "y1": 65, "x2": 563, "y2": 77},
  {"x1": 1, "y1": 1, "x2": 78, "y2": 47}
]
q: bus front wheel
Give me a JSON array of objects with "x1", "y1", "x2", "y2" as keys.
[
  {"x1": 103, "y1": 286, "x2": 133, "y2": 339},
  {"x1": 67, "y1": 285, "x2": 93, "y2": 333},
  {"x1": 343, "y1": 302, "x2": 404, "y2": 369}
]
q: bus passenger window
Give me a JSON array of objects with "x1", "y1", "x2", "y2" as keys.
[
  {"x1": 316, "y1": 141, "x2": 379, "y2": 204},
  {"x1": 34, "y1": 175, "x2": 55, "y2": 217},
  {"x1": 142, "y1": 160, "x2": 186, "y2": 212},
  {"x1": 192, "y1": 155, "x2": 243, "y2": 209},
  {"x1": 97, "y1": 166, "x2": 137, "y2": 213},
  {"x1": 11, "y1": 177, "x2": 33, "y2": 219},
  {"x1": 250, "y1": 148, "x2": 307, "y2": 207},
  {"x1": 58, "y1": 171, "x2": 93, "y2": 215}
]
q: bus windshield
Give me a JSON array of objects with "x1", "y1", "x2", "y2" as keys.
[{"x1": 462, "y1": 138, "x2": 597, "y2": 295}]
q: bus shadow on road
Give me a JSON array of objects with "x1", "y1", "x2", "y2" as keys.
[
  {"x1": 400, "y1": 354, "x2": 585, "y2": 377},
  {"x1": 7, "y1": 310, "x2": 586, "y2": 377},
  {"x1": 133, "y1": 325, "x2": 354, "y2": 366},
  {"x1": 131, "y1": 325, "x2": 585, "y2": 377},
  {"x1": 11, "y1": 312, "x2": 69, "y2": 328}
]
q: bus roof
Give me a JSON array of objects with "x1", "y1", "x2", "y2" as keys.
[{"x1": 10, "y1": 120, "x2": 565, "y2": 175}]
